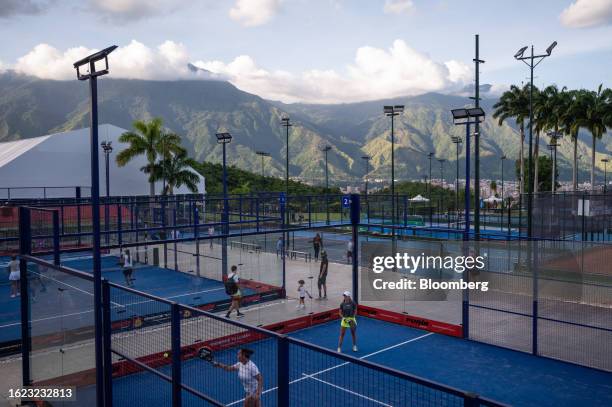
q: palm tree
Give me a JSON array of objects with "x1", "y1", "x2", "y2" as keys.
[
  {"x1": 561, "y1": 90, "x2": 581, "y2": 190},
  {"x1": 154, "y1": 150, "x2": 200, "y2": 195},
  {"x1": 155, "y1": 132, "x2": 186, "y2": 192},
  {"x1": 536, "y1": 85, "x2": 568, "y2": 191},
  {"x1": 116, "y1": 118, "x2": 164, "y2": 196},
  {"x1": 570, "y1": 86, "x2": 610, "y2": 190},
  {"x1": 493, "y1": 84, "x2": 530, "y2": 195}
]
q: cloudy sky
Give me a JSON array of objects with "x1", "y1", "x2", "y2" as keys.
[{"x1": 0, "y1": 0, "x2": 611, "y2": 103}]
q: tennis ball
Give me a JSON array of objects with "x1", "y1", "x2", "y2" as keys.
[{"x1": 163, "y1": 352, "x2": 169, "y2": 358}]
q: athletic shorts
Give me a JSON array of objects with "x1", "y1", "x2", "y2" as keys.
[{"x1": 340, "y1": 317, "x2": 356, "y2": 328}]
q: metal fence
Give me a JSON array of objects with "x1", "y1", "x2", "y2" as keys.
[{"x1": 18, "y1": 255, "x2": 504, "y2": 407}]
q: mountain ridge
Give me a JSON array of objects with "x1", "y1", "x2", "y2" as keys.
[{"x1": 0, "y1": 72, "x2": 608, "y2": 185}]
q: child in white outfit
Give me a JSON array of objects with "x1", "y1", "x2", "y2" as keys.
[{"x1": 296, "y1": 279, "x2": 312, "y2": 309}]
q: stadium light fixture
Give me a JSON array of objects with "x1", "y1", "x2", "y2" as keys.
[
  {"x1": 73, "y1": 45, "x2": 118, "y2": 80},
  {"x1": 514, "y1": 46, "x2": 528, "y2": 59},
  {"x1": 215, "y1": 132, "x2": 232, "y2": 144}
]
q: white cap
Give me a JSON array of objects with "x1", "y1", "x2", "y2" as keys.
[{"x1": 343, "y1": 291, "x2": 351, "y2": 297}]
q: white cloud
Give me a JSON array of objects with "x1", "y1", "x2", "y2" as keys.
[
  {"x1": 229, "y1": 0, "x2": 281, "y2": 26},
  {"x1": 87, "y1": 0, "x2": 187, "y2": 21},
  {"x1": 383, "y1": 0, "x2": 414, "y2": 15},
  {"x1": 13, "y1": 40, "x2": 220, "y2": 81},
  {"x1": 560, "y1": 0, "x2": 612, "y2": 28},
  {"x1": 194, "y1": 39, "x2": 472, "y2": 103},
  {"x1": 12, "y1": 39, "x2": 471, "y2": 103}
]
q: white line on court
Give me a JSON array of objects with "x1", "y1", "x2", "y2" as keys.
[
  {"x1": 301, "y1": 374, "x2": 392, "y2": 406},
  {"x1": 226, "y1": 332, "x2": 434, "y2": 406},
  {"x1": 0, "y1": 286, "x2": 226, "y2": 329}
]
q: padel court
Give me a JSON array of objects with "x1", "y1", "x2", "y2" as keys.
[
  {"x1": 0, "y1": 253, "x2": 279, "y2": 354},
  {"x1": 79, "y1": 313, "x2": 611, "y2": 407}
]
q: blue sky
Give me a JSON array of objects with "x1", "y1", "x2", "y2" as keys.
[{"x1": 0, "y1": 0, "x2": 611, "y2": 103}]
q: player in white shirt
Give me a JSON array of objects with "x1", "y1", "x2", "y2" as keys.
[
  {"x1": 208, "y1": 226, "x2": 215, "y2": 249},
  {"x1": 122, "y1": 249, "x2": 135, "y2": 287},
  {"x1": 214, "y1": 348, "x2": 263, "y2": 406},
  {"x1": 296, "y1": 279, "x2": 312, "y2": 309}
]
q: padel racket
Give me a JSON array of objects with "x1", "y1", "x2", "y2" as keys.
[{"x1": 198, "y1": 346, "x2": 217, "y2": 366}]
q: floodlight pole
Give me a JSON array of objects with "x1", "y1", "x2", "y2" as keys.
[
  {"x1": 73, "y1": 45, "x2": 117, "y2": 407},
  {"x1": 440, "y1": 159, "x2": 445, "y2": 217},
  {"x1": 101, "y1": 142, "x2": 112, "y2": 245},
  {"x1": 451, "y1": 137, "x2": 462, "y2": 215},
  {"x1": 321, "y1": 145, "x2": 332, "y2": 225},
  {"x1": 362, "y1": 155, "x2": 371, "y2": 196},
  {"x1": 465, "y1": 123, "x2": 471, "y2": 234},
  {"x1": 428, "y1": 152, "x2": 434, "y2": 226},
  {"x1": 472, "y1": 34, "x2": 485, "y2": 238},
  {"x1": 515, "y1": 41, "x2": 556, "y2": 238},
  {"x1": 281, "y1": 118, "x2": 292, "y2": 227}
]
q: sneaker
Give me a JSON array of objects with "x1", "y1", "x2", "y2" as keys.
[
  {"x1": 225, "y1": 313, "x2": 231, "y2": 318},
  {"x1": 16, "y1": 292, "x2": 20, "y2": 296},
  {"x1": 237, "y1": 312, "x2": 244, "y2": 318},
  {"x1": 296, "y1": 304, "x2": 301, "y2": 309},
  {"x1": 352, "y1": 345, "x2": 358, "y2": 352},
  {"x1": 337, "y1": 347, "x2": 341, "y2": 353},
  {"x1": 10, "y1": 295, "x2": 15, "y2": 298}
]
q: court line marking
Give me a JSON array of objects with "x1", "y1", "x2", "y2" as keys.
[
  {"x1": 0, "y1": 286, "x2": 226, "y2": 329},
  {"x1": 226, "y1": 332, "x2": 434, "y2": 406},
  {"x1": 302, "y1": 374, "x2": 391, "y2": 406}
]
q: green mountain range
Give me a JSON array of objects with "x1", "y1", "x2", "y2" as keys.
[{"x1": 0, "y1": 72, "x2": 608, "y2": 185}]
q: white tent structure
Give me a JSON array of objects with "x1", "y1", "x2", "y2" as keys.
[
  {"x1": 409, "y1": 194, "x2": 430, "y2": 202},
  {"x1": 483, "y1": 196, "x2": 502, "y2": 204},
  {"x1": 0, "y1": 124, "x2": 205, "y2": 199}
]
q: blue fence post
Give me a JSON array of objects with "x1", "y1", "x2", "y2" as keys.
[
  {"x1": 307, "y1": 196, "x2": 312, "y2": 228},
  {"x1": 162, "y1": 198, "x2": 168, "y2": 268},
  {"x1": 280, "y1": 198, "x2": 286, "y2": 293},
  {"x1": 277, "y1": 335, "x2": 289, "y2": 406},
  {"x1": 194, "y1": 205, "x2": 200, "y2": 277},
  {"x1": 52, "y1": 211, "x2": 60, "y2": 266},
  {"x1": 403, "y1": 195, "x2": 408, "y2": 227},
  {"x1": 256, "y1": 197, "x2": 260, "y2": 232},
  {"x1": 350, "y1": 194, "x2": 360, "y2": 303},
  {"x1": 173, "y1": 208, "x2": 178, "y2": 272},
  {"x1": 117, "y1": 203, "x2": 123, "y2": 246},
  {"x1": 75, "y1": 187, "x2": 81, "y2": 246},
  {"x1": 60, "y1": 205, "x2": 65, "y2": 236},
  {"x1": 18, "y1": 207, "x2": 32, "y2": 386},
  {"x1": 532, "y1": 240, "x2": 538, "y2": 355},
  {"x1": 461, "y1": 237, "x2": 472, "y2": 339},
  {"x1": 102, "y1": 280, "x2": 113, "y2": 407},
  {"x1": 171, "y1": 303, "x2": 182, "y2": 407}
]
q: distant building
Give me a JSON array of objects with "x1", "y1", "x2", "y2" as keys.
[{"x1": 0, "y1": 124, "x2": 205, "y2": 199}]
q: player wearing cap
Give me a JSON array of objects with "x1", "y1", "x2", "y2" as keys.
[{"x1": 337, "y1": 291, "x2": 357, "y2": 353}]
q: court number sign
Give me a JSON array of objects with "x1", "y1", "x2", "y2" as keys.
[{"x1": 342, "y1": 195, "x2": 351, "y2": 208}]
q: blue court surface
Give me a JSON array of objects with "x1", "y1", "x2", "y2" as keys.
[
  {"x1": 102, "y1": 317, "x2": 611, "y2": 407},
  {"x1": 0, "y1": 254, "x2": 256, "y2": 351}
]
